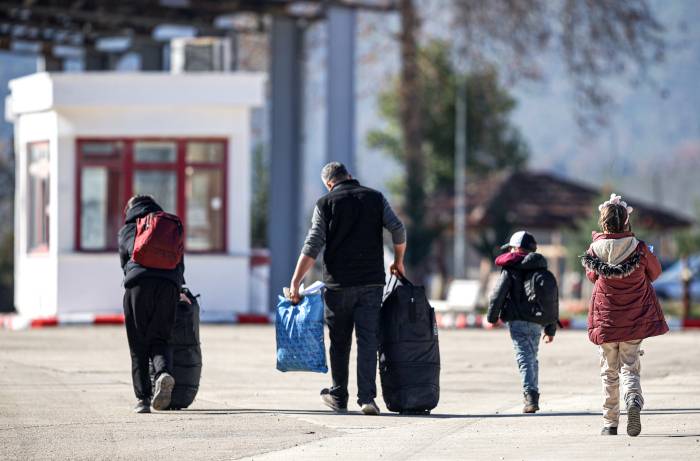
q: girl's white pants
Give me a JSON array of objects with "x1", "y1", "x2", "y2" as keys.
[{"x1": 599, "y1": 340, "x2": 644, "y2": 427}]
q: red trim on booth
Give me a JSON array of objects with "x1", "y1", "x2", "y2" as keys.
[
  {"x1": 74, "y1": 137, "x2": 228, "y2": 254},
  {"x1": 176, "y1": 140, "x2": 186, "y2": 225},
  {"x1": 93, "y1": 314, "x2": 126, "y2": 325},
  {"x1": 250, "y1": 254, "x2": 271, "y2": 266},
  {"x1": 237, "y1": 314, "x2": 271, "y2": 324},
  {"x1": 682, "y1": 318, "x2": 700, "y2": 329},
  {"x1": 221, "y1": 143, "x2": 229, "y2": 253},
  {"x1": 6, "y1": 313, "x2": 699, "y2": 329},
  {"x1": 30, "y1": 317, "x2": 58, "y2": 327}
]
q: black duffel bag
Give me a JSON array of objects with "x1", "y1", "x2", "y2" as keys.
[
  {"x1": 378, "y1": 275, "x2": 440, "y2": 414},
  {"x1": 150, "y1": 287, "x2": 202, "y2": 410}
]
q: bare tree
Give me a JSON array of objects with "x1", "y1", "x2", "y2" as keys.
[
  {"x1": 450, "y1": 0, "x2": 664, "y2": 125},
  {"x1": 398, "y1": 0, "x2": 432, "y2": 279},
  {"x1": 396, "y1": 0, "x2": 665, "y2": 280}
]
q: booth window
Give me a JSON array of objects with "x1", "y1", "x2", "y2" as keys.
[
  {"x1": 27, "y1": 142, "x2": 50, "y2": 251},
  {"x1": 78, "y1": 141, "x2": 125, "y2": 250},
  {"x1": 77, "y1": 139, "x2": 227, "y2": 252},
  {"x1": 185, "y1": 142, "x2": 225, "y2": 251}
]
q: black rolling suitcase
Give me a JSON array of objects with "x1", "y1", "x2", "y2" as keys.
[
  {"x1": 150, "y1": 287, "x2": 202, "y2": 409},
  {"x1": 378, "y1": 275, "x2": 440, "y2": 414}
]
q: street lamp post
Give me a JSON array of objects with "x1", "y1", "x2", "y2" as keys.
[{"x1": 454, "y1": 77, "x2": 467, "y2": 279}]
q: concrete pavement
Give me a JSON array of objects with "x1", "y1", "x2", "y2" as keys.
[{"x1": 1, "y1": 326, "x2": 698, "y2": 460}]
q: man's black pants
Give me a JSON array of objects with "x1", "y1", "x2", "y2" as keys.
[
  {"x1": 123, "y1": 278, "x2": 178, "y2": 400},
  {"x1": 323, "y1": 286, "x2": 383, "y2": 407}
]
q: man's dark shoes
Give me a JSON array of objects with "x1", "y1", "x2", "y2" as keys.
[
  {"x1": 152, "y1": 372, "x2": 175, "y2": 411},
  {"x1": 320, "y1": 388, "x2": 347, "y2": 413},
  {"x1": 601, "y1": 426, "x2": 618, "y2": 435},
  {"x1": 626, "y1": 404, "x2": 642, "y2": 437},
  {"x1": 133, "y1": 399, "x2": 151, "y2": 414},
  {"x1": 523, "y1": 391, "x2": 540, "y2": 413}
]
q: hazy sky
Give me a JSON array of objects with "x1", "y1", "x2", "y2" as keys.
[{"x1": 509, "y1": 1, "x2": 700, "y2": 191}]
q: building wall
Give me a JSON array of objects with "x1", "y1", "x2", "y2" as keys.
[
  {"x1": 14, "y1": 110, "x2": 59, "y2": 317},
  {"x1": 57, "y1": 105, "x2": 253, "y2": 259},
  {"x1": 10, "y1": 73, "x2": 264, "y2": 317},
  {"x1": 54, "y1": 106, "x2": 252, "y2": 315}
]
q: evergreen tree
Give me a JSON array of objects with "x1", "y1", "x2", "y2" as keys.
[{"x1": 368, "y1": 40, "x2": 529, "y2": 272}]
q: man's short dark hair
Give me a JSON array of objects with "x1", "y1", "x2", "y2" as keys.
[{"x1": 321, "y1": 162, "x2": 349, "y2": 183}]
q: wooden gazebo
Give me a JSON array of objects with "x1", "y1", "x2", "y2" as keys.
[
  {"x1": 431, "y1": 170, "x2": 692, "y2": 283},
  {"x1": 460, "y1": 170, "x2": 692, "y2": 232}
]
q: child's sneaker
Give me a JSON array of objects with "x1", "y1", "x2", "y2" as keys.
[
  {"x1": 152, "y1": 373, "x2": 175, "y2": 411},
  {"x1": 601, "y1": 426, "x2": 617, "y2": 435},
  {"x1": 133, "y1": 399, "x2": 151, "y2": 414},
  {"x1": 626, "y1": 404, "x2": 642, "y2": 436}
]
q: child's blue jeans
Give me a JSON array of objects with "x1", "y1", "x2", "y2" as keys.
[{"x1": 508, "y1": 320, "x2": 543, "y2": 394}]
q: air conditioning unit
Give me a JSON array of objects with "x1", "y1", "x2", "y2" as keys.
[{"x1": 170, "y1": 37, "x2": 233, "y2": 73}]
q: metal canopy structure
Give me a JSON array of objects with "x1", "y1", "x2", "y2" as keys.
[
  {"x1": 0, "y1": 0, "x2": 393, "y2": 55},
  {"x1": 1, "y1": 0, "x2": 397, "y2": 310}
]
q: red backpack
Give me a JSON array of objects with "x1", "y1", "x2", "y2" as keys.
[{"x1": 132, "y1": 211, "x2": 184, "y2": 270}]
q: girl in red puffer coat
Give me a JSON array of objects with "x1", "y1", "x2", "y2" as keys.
[{"x1": 581, "y1": 194, "x2": 668, "y2": 438}]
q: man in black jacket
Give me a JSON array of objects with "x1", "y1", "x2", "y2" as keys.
[
  {"x1": 288, "y1": 162, "x2": 406, "y2": 415},
  {"x1": 118, "y1": 195, "x2": 185, "y2": 413},
  {"x1": 487, "y1": 231, "x2": 556, "y2": 413}
]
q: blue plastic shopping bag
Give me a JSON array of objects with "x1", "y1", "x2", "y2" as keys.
[{"x1": 276, "y1": 292, "x2": 328, "y2": 373}]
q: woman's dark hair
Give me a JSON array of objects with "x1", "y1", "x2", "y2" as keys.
[
  {"x1": 598, "y1": 203, "x2": 630, "y2": 233},
  {"x1": 124, "y1": 195, "x2": 155, "y2": 214}
]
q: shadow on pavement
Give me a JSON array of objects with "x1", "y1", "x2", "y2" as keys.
[
  {"x1": 181, "y1": 408, "x2": 354, "y2": 416},
  {"x1": 180, "y1": 408, "x2": 700, "y2": 418},
  {"x1": 642, "y1": 408, "x2": 700, "y2": 412},
  {"x1": 424, "y1": 408, "x2": 700, "y2": 418}
]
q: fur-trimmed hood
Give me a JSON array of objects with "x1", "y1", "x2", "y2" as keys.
[
  {"x1": 581, "y1": 250, "x2": 641, "y2": 279},
  {"x1": 581, "y1": 232, "x2": 641, "y2": 279}
]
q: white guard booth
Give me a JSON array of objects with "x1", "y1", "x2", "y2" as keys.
[{"x1": 6, "y1": 72, "x2": 265, "y2": 321}]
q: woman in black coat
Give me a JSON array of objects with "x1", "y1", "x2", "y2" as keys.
[{"x1": 118, "y1": 195, "x2": 185, "y2": 413}]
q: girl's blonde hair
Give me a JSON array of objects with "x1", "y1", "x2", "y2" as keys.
[{"x1": 598, "y1": 203, "x2": 630, "y2": 234}]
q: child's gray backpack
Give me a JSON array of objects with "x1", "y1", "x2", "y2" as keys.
[{"x1": 523, "y1": 269, "x2": 559, "y2": 326}]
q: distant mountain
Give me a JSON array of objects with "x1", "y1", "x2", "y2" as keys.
[{"x1": 509, "y1": 0, "x2": 700, "y2": 217}]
